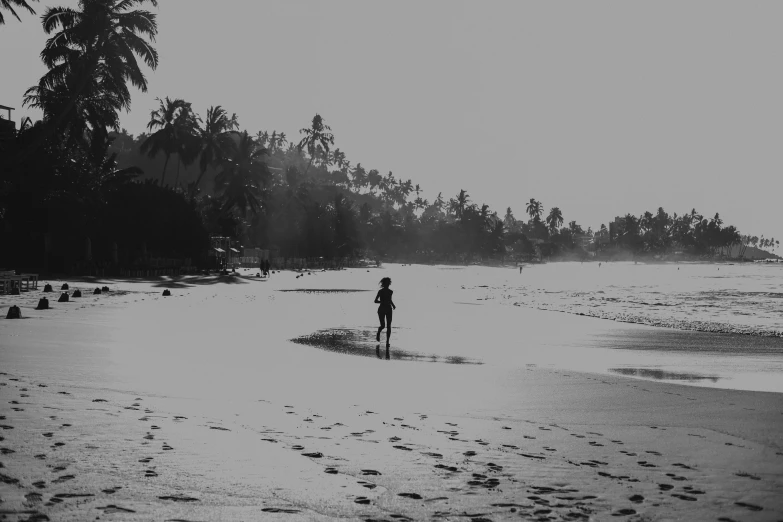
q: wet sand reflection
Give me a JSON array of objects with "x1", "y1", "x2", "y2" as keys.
[
  {"x1": 291, "y1": 328, "x2": 482, "y2": 365},
  {"x1": 610, "y1": 367, "x2": 720, "y2": 383}
]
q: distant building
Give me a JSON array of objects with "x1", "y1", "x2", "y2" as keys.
[{"x1": 0, "y1": 105, "x2": 15, "y2": 141}]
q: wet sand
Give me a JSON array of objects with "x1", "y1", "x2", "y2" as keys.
[{"x1": 0, "y1": 266, "x2": 782, "y2": 521}]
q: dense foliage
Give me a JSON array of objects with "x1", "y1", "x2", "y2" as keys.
[{"x1": 0, "y1": 0, "x2": 775, "y2": 274}]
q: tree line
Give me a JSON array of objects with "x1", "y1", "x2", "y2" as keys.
[{"x1": 0, "y1": 0, "x2": 772, "y2": 274}]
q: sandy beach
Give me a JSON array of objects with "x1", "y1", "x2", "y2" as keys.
[{"x1": 1, "y1": 265, "x2": 782, "y2": 521}]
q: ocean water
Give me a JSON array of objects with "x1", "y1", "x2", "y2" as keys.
[
  {"x1": 465, "y1": 261, "x2": 783, "y2": 336},
  {"x1": 302, "y1": 262, "x2": 783, "y2": 393}
]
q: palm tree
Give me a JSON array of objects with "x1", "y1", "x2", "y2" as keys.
[
  {"x1": 367, "y1": 169, "x2": 382, "y2": 194},
  {"x1": 0, "y1": 0, "x2": 37, "y2": 25},
  {"x1": 20, "y1": 0, "x2": 159, "y2": 162},
  {"x1": 214, "y1": 131, "x2": 271, "y2": 217},
  {"x1": 449, "y1": 189, "x2": 470, "y2": 219},
  {"x1": 297, "y1": 114, "x2": 334, "y2": 177},
  {"x1": 191, "y1": 105, "x2": 238, "y2": 196},
  {"x1": 546, "y1": 207, "x2": 563, "y2": 235},
  {"x1": 139, "y1": 97, "x2": 193, "y2": 186},
  {"x1": 525, "y1": 198, "x2": 543, "y2": 221},
  {"x1": 351, "y1": 163, "x2": 368, "y2": 192}
]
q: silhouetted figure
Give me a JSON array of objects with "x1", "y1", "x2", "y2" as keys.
[
  {"x1": 374, "y1": 277, "x2": 396, "y2": 347},
  {"x1": 519, "y1": 264, "x2": 523, "y2": 274}
]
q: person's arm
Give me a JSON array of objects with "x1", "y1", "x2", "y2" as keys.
[
  {"x1": 374, "y1": 290, "x2": 381, "y2": 304},
  {"x1": 390, "y1": 291, "x2": 396, "y2": 310}
]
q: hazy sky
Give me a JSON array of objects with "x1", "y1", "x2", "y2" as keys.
[{"x1": 3, "y1": 1, "x2": 781, "y2": 240}]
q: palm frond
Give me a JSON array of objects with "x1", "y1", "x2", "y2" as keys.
[{"x1": 41, "y1": 6, "x2": 78, "y2": 34}]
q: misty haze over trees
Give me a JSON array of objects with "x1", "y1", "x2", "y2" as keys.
[{"x1": 0, "y1": 0, "x2": 777, "y2": 273}]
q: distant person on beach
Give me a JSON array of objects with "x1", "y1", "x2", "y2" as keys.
[{"x1": 374, "y1": 277, "x2": 396, "y2": 347}]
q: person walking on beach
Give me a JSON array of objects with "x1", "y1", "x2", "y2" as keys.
[{"x1": 375, "y1": 277, "x2": 396, "y2": 347}]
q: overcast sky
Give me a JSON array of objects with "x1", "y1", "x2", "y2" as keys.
[{"x1": 3, "y1": 1, "x2": 781, "y2": 241}]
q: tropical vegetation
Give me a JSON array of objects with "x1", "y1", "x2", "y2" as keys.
[{"x1": 0, "y1": 0, "x2": 775, "y2": 274}]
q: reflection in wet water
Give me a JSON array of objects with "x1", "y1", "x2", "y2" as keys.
[
  {"x1": 610, "y1": 368, "x2": 720, "y2": 383},
  {"x1": 291, "y1": 328, "x2": 482, "y2": 365}
]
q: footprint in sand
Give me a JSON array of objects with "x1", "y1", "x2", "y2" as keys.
[
  {"x1": 54, "y1": 493, "x2": 93, "y2": 499},
  {"x1": 139, "y1": 457, "x2": 153, "y2": 463},
  {"x1": 97, "y1": 505, "x2": 135, "y2": 513},
  {"x1": 159, "y1": 495, "x2": 199, "y2": 502},
  {"x1": 735, "y1": 472, "x2": 760, "y2": 480},
  {"x1": 671, "y1": 493, "x2": 697, "y2": 501},
  {"x1": 362, "y1": 469, "x2": 381, "y2": 476},
  {"x1": 463, "y1": 451, "x2": 477, "y2": 457},
  {"x1": 589, "y1": 441, "x2": 604, "y2": 447},
  {"x1": 658, "y1": 484, "x2": 674, "y2": 491},
  {"x1": 302, "y1": 452, "x2": 323, "y2": 458},
  {"x1": 25, "y1": 492, "x2": 43, "y2": 504},
  {"x1": 435, "y1": 464, "x2": 459, "y2": 472},
  {"x1": 162, "y1": 443, "x2": 173, "y2": 451},
  {"x1": 398, "y1": 493, "x2": 423, "y2": 499},
  {"x1": 629, "y1": 495, "x2": 644, "y2": 504},
  {"x1": 422, "y1": 452, "x2": 443, "y2": 458},
  {"x1": 32, "y1": 481, "x2": 46, "y2": 489},
  {"x1": 262, "y1": 508, "x2": 300, "y2": 513},
  {"x1": 51, "y1": 474, "x2": 75, "y2": 484},
  {"x1": 612, "y1": 508, "x2": 637, "y2": 516},
  {"x1": 665, "y1": 473, "x2": 687, "y2": 481},
  {"x1": 734, "y1": 501, "x2": 763, "y2": 511},
  {"x1": 673, "y1": 463, "x2": 693, "y2": 470},
  {"x1": 637, "y1": 461, "x2": 656, "y2": 468},
  {"x1": 291, "y1": 445, "x2": 304, "y2": 450},
  {"x1": 393, "y1": 445, "x2": 413, "y2": 451},
  {"x1": 358, "y1": 482, "x2": 377, "y2": 490},
  {"x1": 645, "y1": 450, "x2": 662, "y2": 456},
  {"x1": 324, "y1": 467, "x2": 339, "y2": 474},
  {"x1": 354, "y1": 496, "x2": 371, "y2": 504}
]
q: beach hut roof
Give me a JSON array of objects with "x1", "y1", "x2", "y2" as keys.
[
  {"x1": 214, "y1": 247, "x2": 225, "y2": 253},
  {"x1": 230, "y1": 248, "x2": 240, "y2": 253}
]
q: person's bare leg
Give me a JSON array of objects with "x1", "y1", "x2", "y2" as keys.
[
  {"x1": 377, "y1": 313, "x2": 384, "y2": 342},
  {"x1": 386, "y1": 317, "x2": 392, "y2": 347}
]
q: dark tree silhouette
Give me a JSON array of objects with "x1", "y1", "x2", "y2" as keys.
[{"x1": 0, "y1": 0, "x2": 37, "y2": 25}]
